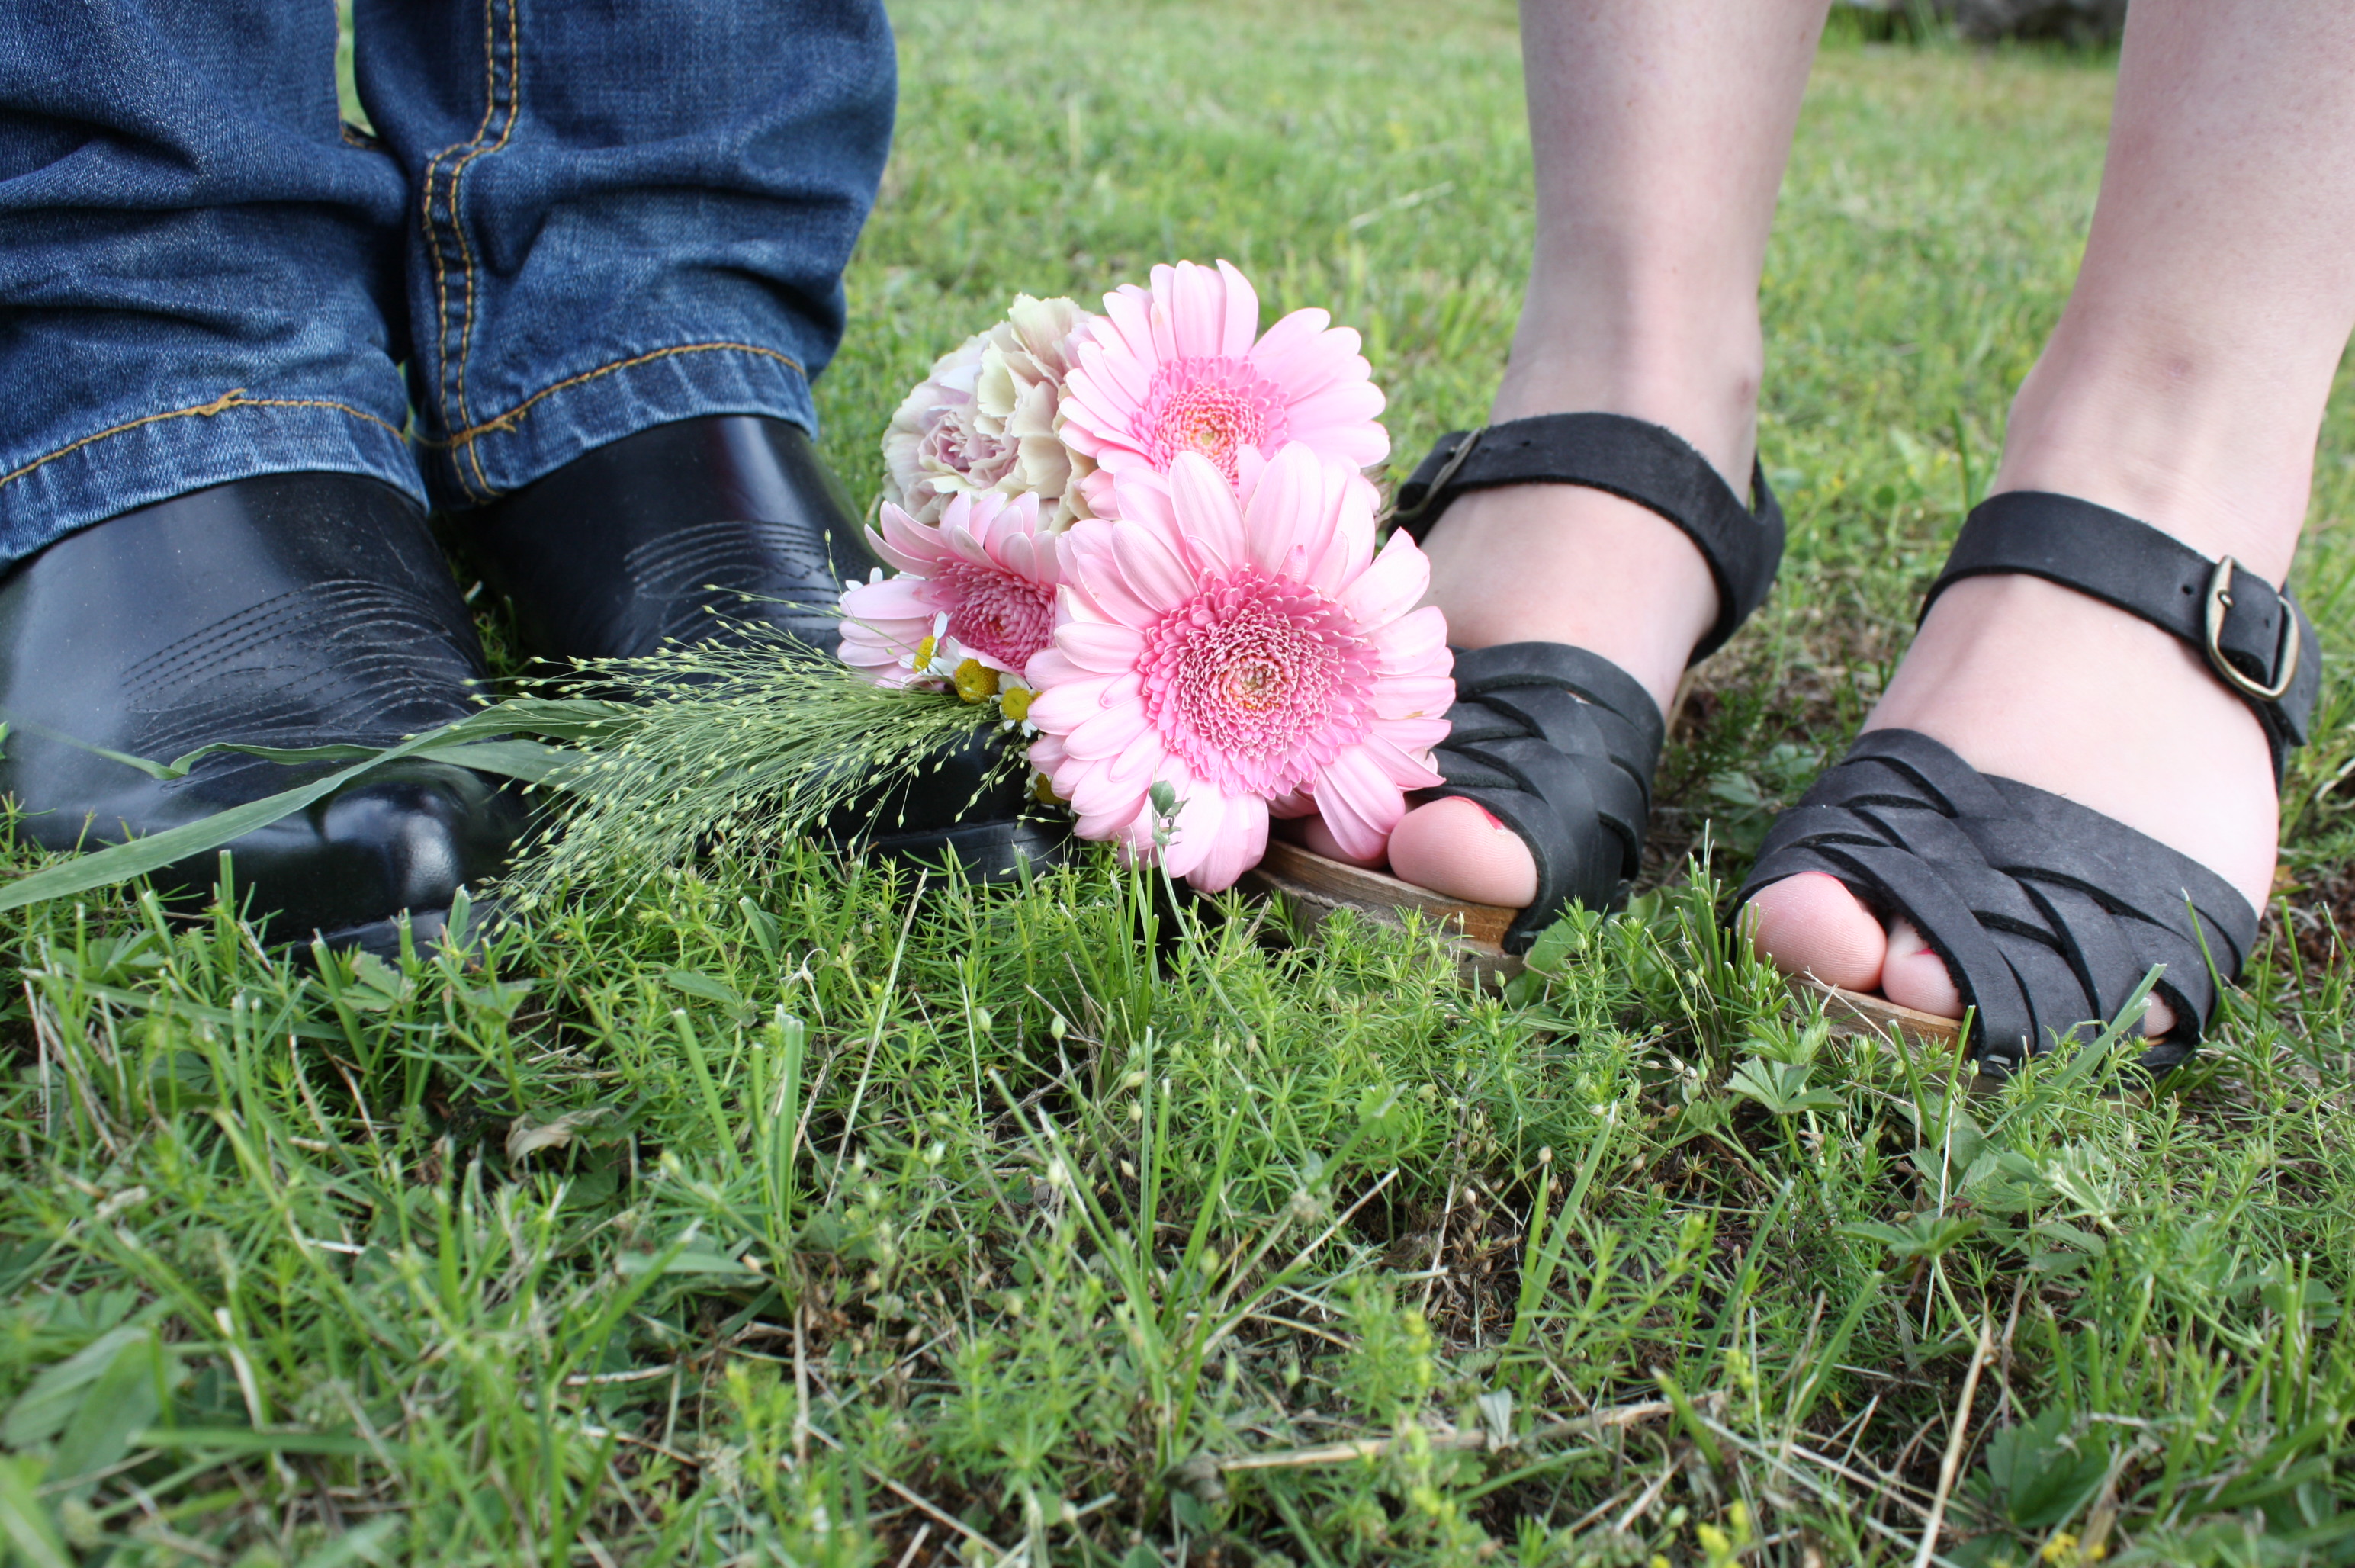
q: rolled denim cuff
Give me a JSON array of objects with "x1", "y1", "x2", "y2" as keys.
[
  {"x1": 0, "y1": 395, "x2": 426, "y2": 566},
  {"x1": 421, "y1": 339, "x2": 820, "y2": 509}
]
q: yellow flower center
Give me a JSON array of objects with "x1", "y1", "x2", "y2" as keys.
[{"x1": 952, "y1": 658, "x2": 1001, "y2": 704}]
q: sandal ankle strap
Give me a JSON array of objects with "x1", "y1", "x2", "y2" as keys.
[
  {"x1": 1924, "y1": 491, "x2": 2321, "y2": 779},
  {"x1": 1391, "y1": 412, "x2": 1785, "y2": 660}
]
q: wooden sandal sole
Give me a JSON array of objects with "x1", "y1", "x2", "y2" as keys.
[
  {"x1": 1787, "y1": 976, "x2": 1964, "y2": 1052},
  {"x1": 1239, "y1": 838, "x2": 1525, "y2": 985}
]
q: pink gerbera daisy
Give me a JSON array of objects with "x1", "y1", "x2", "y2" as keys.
[
  {"x1": 838, "y1": 490, "x2": 1062, "y2": 686},
  {"x1": 1058, "y1": 260, "x2": 1389, "y2": 525},
  {"x1": 1023, "y1": 445, "x2": 1453, "y2": 892}
]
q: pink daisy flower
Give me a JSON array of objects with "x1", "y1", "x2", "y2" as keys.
[
  {"x1": 1058, "y1": 260, "x2": 1389, "y2": 525},
  {"x1": 838, "y1": 490, "x2": 1063, "y2": 686},
  {"x1": 1024, "y1": 445, "x2": 1453, "y2": 892}
]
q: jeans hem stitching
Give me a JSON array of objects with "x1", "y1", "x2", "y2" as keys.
[
  {"x1": 0, "y1": 391, "x2": 408, "y2": 493},
  {"x1": 416, "y1": 341, "x2": 807, "y2": 453}
]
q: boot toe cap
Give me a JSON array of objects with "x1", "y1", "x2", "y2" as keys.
[{"x1": 170, "y1": 762, "x2": 525, "y2": 945}]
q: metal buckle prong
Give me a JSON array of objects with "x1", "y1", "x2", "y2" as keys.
[
  {"x1": 2203, "y1": 554, "x2": 2299, "y2": 704},
  {"x1": 1383, "y1": 427, "x2": 1483, "y2": 531}
]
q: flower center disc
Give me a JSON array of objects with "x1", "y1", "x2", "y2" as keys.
[
  {"x1": 1138, "y1": 568, "x2": 1374, "y2": 796},
  {"x1": 1135, "y1": 357, "x2": 1290, "y2": 481},
  {"x1": 937, "y1": 561, "x2": 1058, "y2": 670}
]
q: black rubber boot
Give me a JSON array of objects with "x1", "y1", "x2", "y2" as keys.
[
  {"x1": 468, "y1": 415, "x2": 1068, "y2": 882},
  {"x1": 0, "y1": 474, "x2": 524, "y2": 952}
]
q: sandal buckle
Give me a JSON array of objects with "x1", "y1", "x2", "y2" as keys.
[
  {"x1": 1384, "y1": 429, "x2": 1483, "y2": 531},
  {"x1": 2202, "y1": 554, "x2": 2300, "y2": 704}
]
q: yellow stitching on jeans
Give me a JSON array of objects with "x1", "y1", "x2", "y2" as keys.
[
  {"x1": 451, "y1": 0, "x2": 523, "y2": 493},
  {"x1": 0, "y1": 392, "x2": 406, "y2": 491},
  {"x1": 418, "y1": 0, "x2": 509, "y2": 500},
  {"x1": 416, "y1": 342, "x2": 807, "y2": 452}
]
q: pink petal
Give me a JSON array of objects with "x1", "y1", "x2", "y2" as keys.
[
  {"x1": 1167, "y1": 452, "x2": 1246, "y2": 573},
  {"x1": 1357, "y1": 732, "x2": 1447, "y2": 791},
  {"x1": 1068, "y1": 759, "x2": 1151, "y2": 821},
  {"x1": 1026, "y1": 674, "x2": 1120, "y2": 731},
  {"x1": 1104, "y1": 725, "x2": 1167, "y2": 787},
  {"x1": 1101, "y1": 285, "x2": 1162, "y2": 368},
  {"x1": 1370, "y1": 604, "x2": 1449, "y2": 670},
  {"x1": 1065, "y1": 699, "x2": 1150, "y2": 761},
  {"x1": 868, "y1": 530, "x2": 935, "y2": 577},
  {"x1": 1159, "y1": 782, "x2": 1223, "y2": 880},
  {"x1": 1338, "y1": 528, "x2": 1430, "y2": 628},
  {"x1": 1079, "y1": 466, "x2": 1128, "y2": 519},
  {"x1": 1284, "y1": 383, "x2": 1390, "y2": 462},
  {"x1": 875, "y1": 503, "x2": 949, "y2": 562},
  {"x1": 1026, "y1": 732, "x2": 1068, "y2": 775},
  {"x1": 1056, "y1": 621, "x2": 1147, "y2": 674},
  {"x1": 1100, "y1": 467, "x2": 1177, "y2": 533},
  {"x1": 1213, "y1": 260, "x2": 1261, "y2": 359},
  {"x1": 1164, "y1": 262, "x2": 1226, "y2": 359},
  {"x1": 1023, "y1": 646, "x2": 1088, "y2": 689},
  {"x1": 1369, "y1": 675, "x2": 1455, "y2": 721},
  {"x1": 1245, "y1": 307, "x2": 1336, "y2": 386},
  {"x1": 1238, "y1": 442, "x2": 1319, "y2": 575},
  {"x1": 1186, "y1": 791, "x2": 1267, "y2": 893},
  {"x1": 1312, "y1": 745, "x2": 1409, "y2": 862},
  {"x1": 1110, "y1": 519, "x2": 1197, "y2": 612},
  {"x1": 840, "y1": 575, "x2": 940, "y2": 619},
  {"x1": 1061, "y1": 533, "x2": 1158, "y2": 628},
  {"x1": 1370, "y1": 712, "x2": 1451, "y2": 756},
  {"x1": 1094, "y1": 347, "x2": 1154, "y2": 412}
]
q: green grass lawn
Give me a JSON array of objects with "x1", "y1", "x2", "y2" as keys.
[{"x1": 12, "y1": 4, "x2": 2355, "y2": 1564}]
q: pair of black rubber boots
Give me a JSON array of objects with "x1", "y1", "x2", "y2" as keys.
[{"x1": 0, "y1": 416, "x2": 1061, "y2": 951}]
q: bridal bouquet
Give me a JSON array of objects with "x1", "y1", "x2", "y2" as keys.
[
  {"x1": 0, "y1": 262, "x2": 1454, "y2": 918},
  {"x1": 834, "y1": 261, "x2": 1454, "y2": 891}
]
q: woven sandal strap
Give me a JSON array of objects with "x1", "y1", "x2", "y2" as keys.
[
  {"x1": 1740, "y1": 728, "x2": 2254, "y2": 1072},
  {"x1": 1426, "y1": 641, "x2": 1666, "y2": 952},
  {"x1": 1448, "y1": 640, "x2": 1666, "y2": 763},
  {"x1": 1924, "y1": 491, "x2": 2321, "y2": 776},
  {"x1": 1392, "y1": 412, "x2": 1785, "y2": 660}
]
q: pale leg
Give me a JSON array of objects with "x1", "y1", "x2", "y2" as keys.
[
  {"x1": 1327, "y1": 0, "x2": 1833, "y2": 899},
  {"x1": 1748, "y1": 0, "x2": 2355, "y2": 1031}
]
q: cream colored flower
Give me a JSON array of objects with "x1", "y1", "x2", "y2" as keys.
[{"x1": 882, "y1": 294, "x2": 1100, "y2": 529}]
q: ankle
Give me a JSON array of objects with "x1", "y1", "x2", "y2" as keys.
[
  {"x1": 1418, "y1": 485, "x2": 1717, "y2": 715},
  {"x1": 1493, "y1": 289, "x2": 1765, "y2": 490},
  {"x1": 1992, "y1": 331, "x2": 2316, "y2": 580}
]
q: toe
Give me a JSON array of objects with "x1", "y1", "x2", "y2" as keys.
[
  {"x1": 1878, "y1": 920, "x2": 1964, "y2": 1018},
  {"x1": 1743, "y1": 871, "x2": 1888, "y2": 993},
  {"x1": 1384, "y1": 798, "x2": 1539, "y2": 908},
  {"x1": 1878, "y1": 918, "x2": 2177, "y2": 1036}
]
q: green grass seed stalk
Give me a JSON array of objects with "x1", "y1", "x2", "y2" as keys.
[{"x1": 503, "y1": 631, "x2": 1019, "y2": 913}]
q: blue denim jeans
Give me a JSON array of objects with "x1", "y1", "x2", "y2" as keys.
[{"x1": 0, "y1": 0, "x2": 893, "y2": 564}]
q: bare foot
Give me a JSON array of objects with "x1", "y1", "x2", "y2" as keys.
[
  {"x1": 1300, "y1": 475, "x2": 1720, "y2": 903},
  {"x1": 1743, "y1": 570, "x2": 2285, "y2": 1036}
]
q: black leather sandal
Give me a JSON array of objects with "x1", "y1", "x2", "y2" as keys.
[
  {"x1": 1740, "y1": 490, "x2": 2320, "y2": 1075},
  {"x1": 1243, "y1": 412, "x2": 1785, "y2": 965}
]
